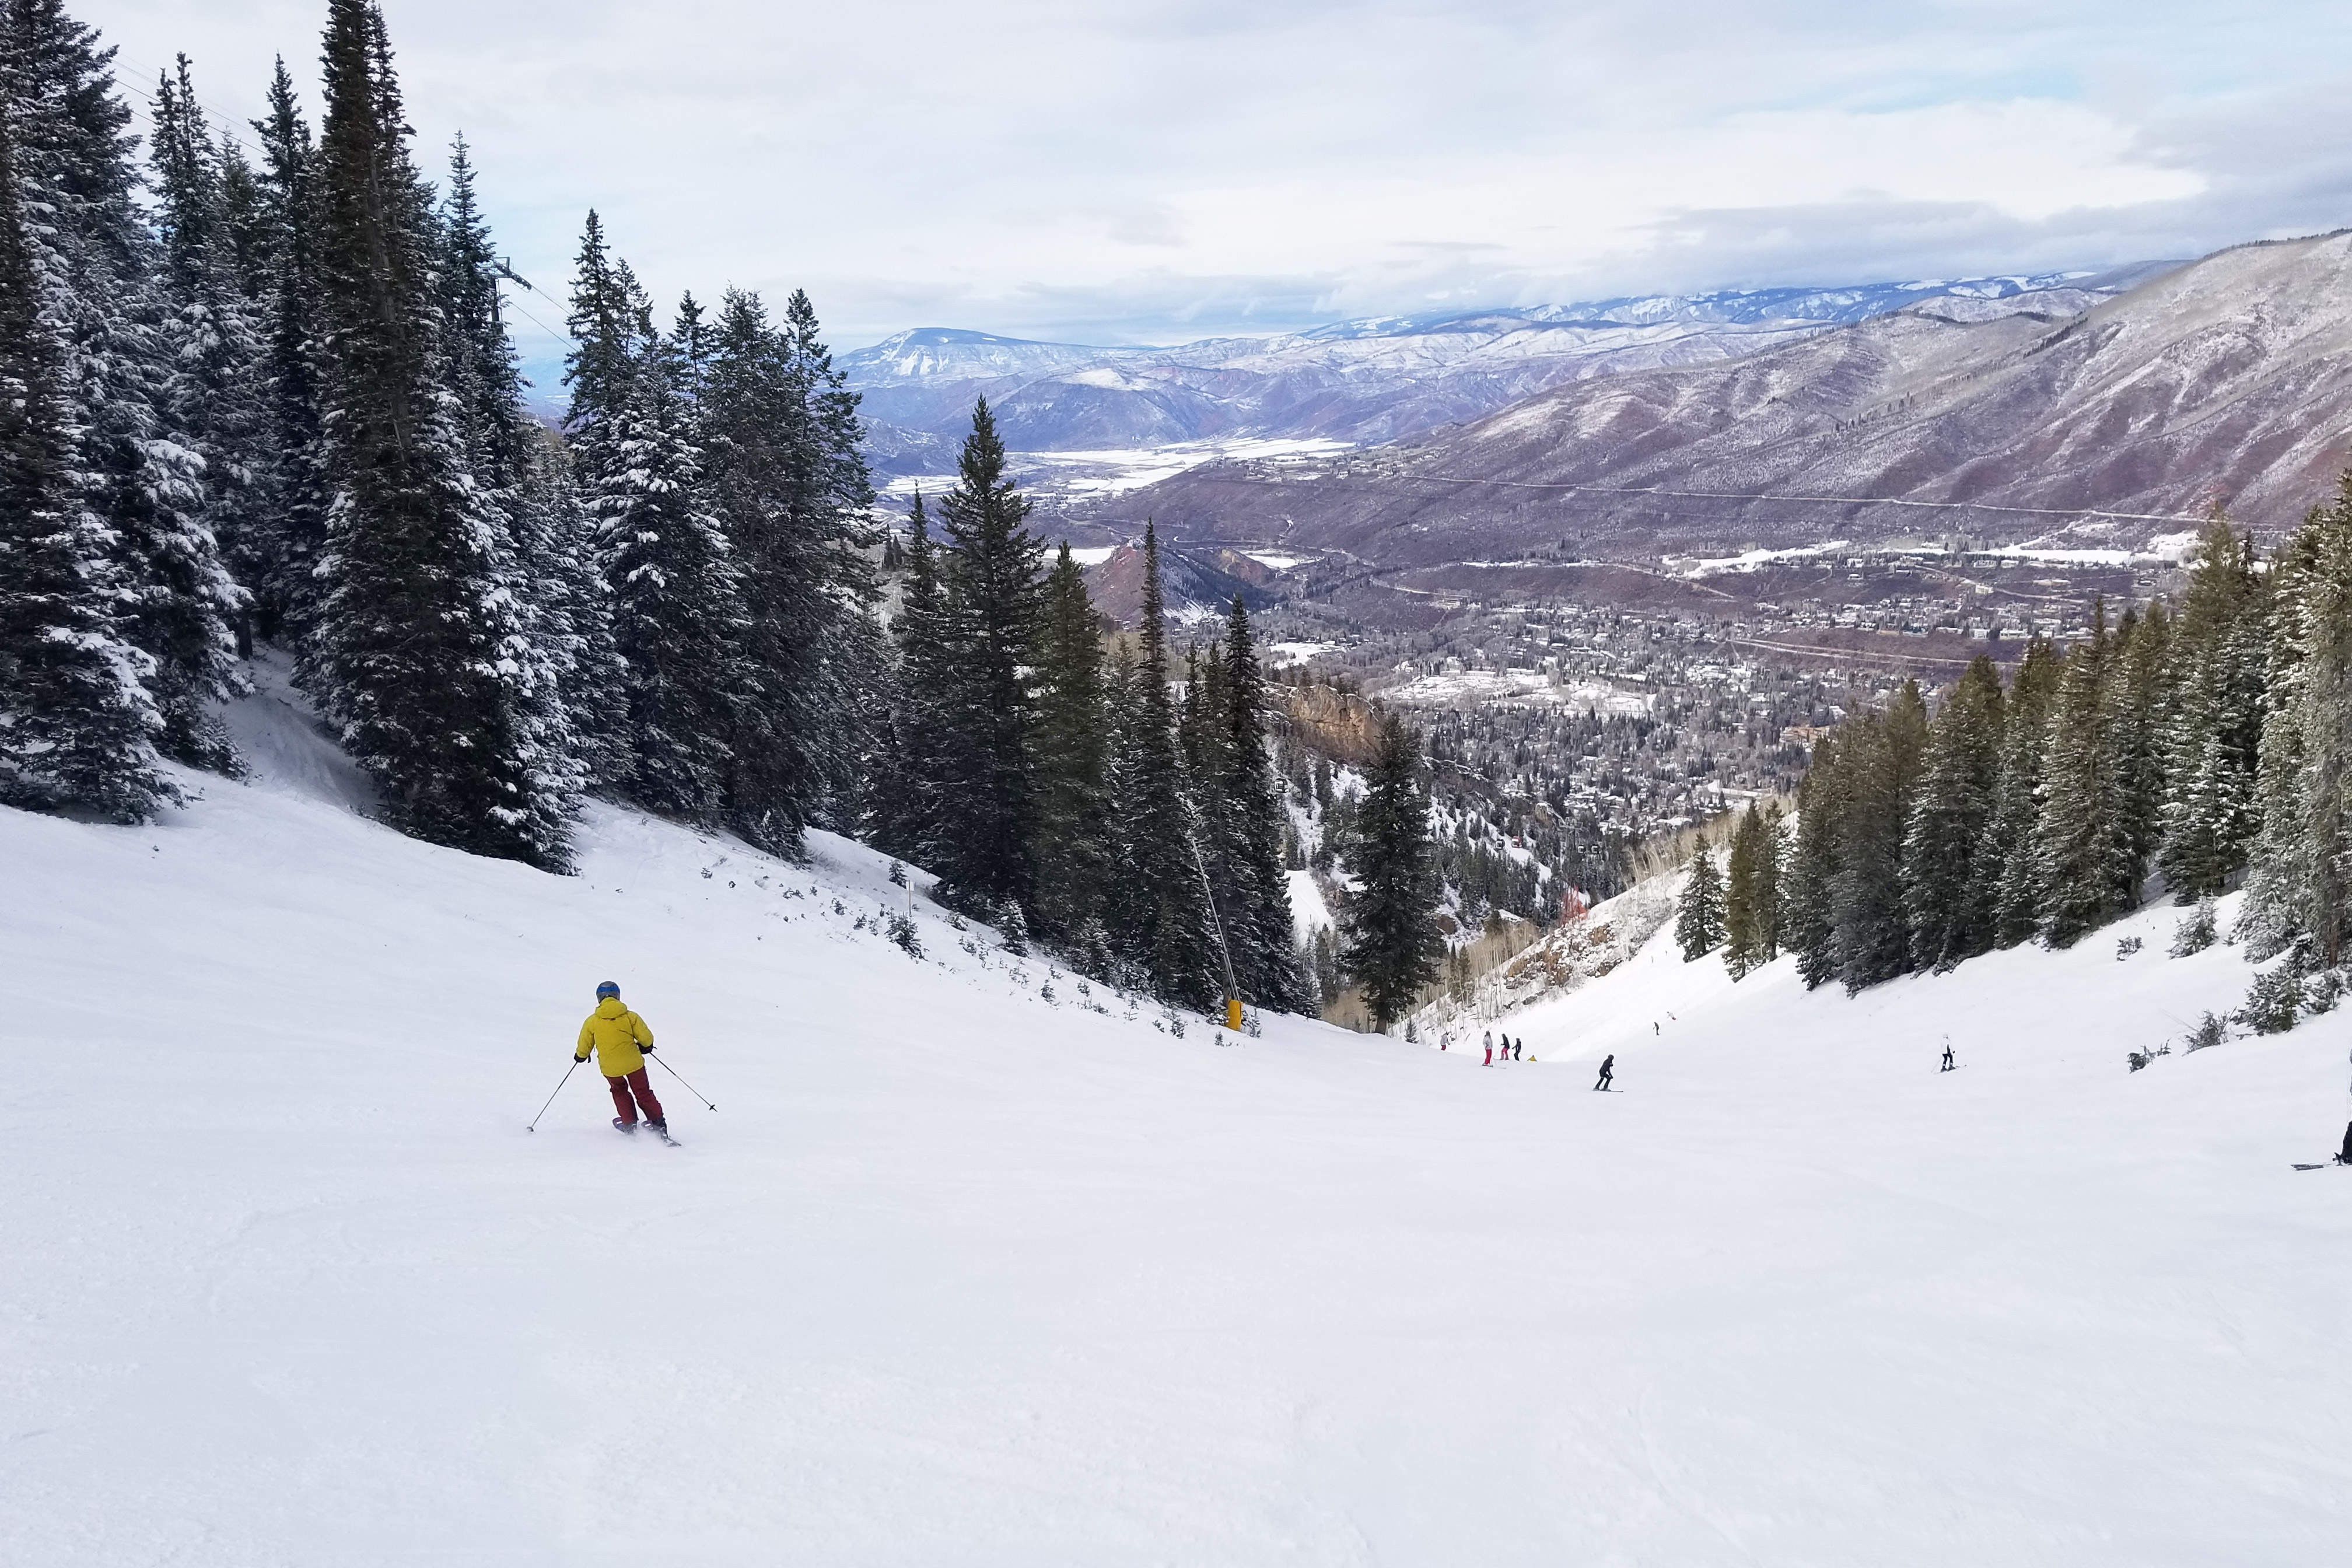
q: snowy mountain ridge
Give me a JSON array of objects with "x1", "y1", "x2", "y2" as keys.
[
  {"x1": 1125, "y1": 231, "x2": 2352, "y2": 561},
  {"x1": 10, "y1": 670, "x2": 2351, "y2": 1563},
  {"x1": 844, "y1": 265, "x2": 2176, "y2": 457}
]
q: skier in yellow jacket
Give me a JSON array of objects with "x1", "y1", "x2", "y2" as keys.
[{"x1": 576, "y1": 982, "x2": 665, "y2": 1136}]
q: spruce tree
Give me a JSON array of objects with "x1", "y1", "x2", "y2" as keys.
[
  {"x1": 149, "y1": 55, "x2": 271, "y2": 660},
  {"x1": 0, "y1": 68, "x2": 168, "y2": 817},
  {"x1": 1029, "y1": 542, "x2": 1110, "y2": 942},
  {"x1": 436, "y1": 141, "x2": 587, "y2": 849},
  {"x1": 930, "y1": 397, "x2": 1044, "y2": 911},
  {"x1": 1979, "y1": 638, "x2": 2064, "y2": 947},
  {"x1": 1104, "y1": 526, "x2": 1220, "y2": 1009},
  {"x1": 1215, "y1": 596, "x2": 1310, "y2": 1011},
  {"x1": 6, "y1": 0, "x2": 243, "y2": 773},
  {"x1": 244, "y1": 55, "x2": 328, "y2": 646},
  {"x1": 873, "y1": 492, "x2": 956, "y2": 865},
  {"x1": 564, "y1": 215, "x2": 744, "y2": 825},
  {"x1": 1676, "y1": 842, "x2": 1726, "y2": 961},
  {"x1": 696, "y1": 286, "x2": 877, "y2": 850},
  {"x1": 1342, "y1": 710, "x2": 1443, "y2": 1030},
  {"x1": 1722, "y1": 801, "x2": 1780, "y2": 978},
  {"x1": 1831, "y1": 682, "x2": 1928, "y2": 992},
  {"x1": 2036, "y1": 610, "x2": 2118, "y2": 947},
  {"x1": 2159, "y1": 520, "x2": 2266, "y2": 900},
  {"x1": 2241, "y1": 475, "x2": 2352, "y2": 963},
  {"x1": 1903, "y1": 656, "x2": 2005, "y2": 970},
  {"x1": 2100, "y1": 601, "x2": 2170, "y2": 911},
  {"x1": 306, "y1": 0, "x2": 558, "y2": 863},
  {"x1": 1784, "y1": 729, "x2": 1848, "y2": 990}
]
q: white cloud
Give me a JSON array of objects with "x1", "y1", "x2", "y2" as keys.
[{"x1": 78, "y1": 0, "x2": 2352, "y2": 362}]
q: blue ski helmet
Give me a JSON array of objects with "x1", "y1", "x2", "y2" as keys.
[{"x1": 596, "y1": 981, "x2": 621, "y2": 999}]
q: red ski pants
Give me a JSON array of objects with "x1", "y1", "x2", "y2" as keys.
[{"x1": 606, "y1": 1068, "x2": 664, "y2": 1125}]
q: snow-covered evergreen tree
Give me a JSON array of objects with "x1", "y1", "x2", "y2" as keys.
[
  {"x1": 243, "y1": 55, "x2": 329, "y2": 648},
  {"x1": 149, "y1": 55, "x2": 270, "y2": 662},
  {"x1": 6, "y1": 0, "x2": 243, "y2": 776},
  {"x1": 1104, "y1": 525, "x2": 1219, "y2": 1010},
  {"x1": 436, "y1": 141, "x2": 587, "y2": 853},
  {"x1": 1722, "y1": 800, "x2": 1780, "y2": 979},
  {"x1": 0, "y1": 62, "x2": 169, "y2": 818},
  {"x1": 2240, "y1": 476, "x2": 2352, "y2": 963},
  {"x1": 1214, "y1": 597, "x2": 1311, "y2": 1012},
  {"x1": 1980, "y1": 638, "x2": 2064, "y2": 948},
  {"x1": 2159, "y1": 519, "x2": 2267, "y2": 901},
  {"x1": 1676, "y1": 843, "x2": 1726, "y2": 962},
  {"x1": 2036, "y1": 609, "x2": 2122, "y2": 947},
  {"x1": 564, "y1": 213, "x2": 744, "y2": 826},
  {"x1": 306, "y1": 0, "x2": 558, "y2": 865}
]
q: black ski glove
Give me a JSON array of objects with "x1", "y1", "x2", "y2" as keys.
[
  {"x1": 641, "y1": 1044, "x2": 654, "y2": 1054},
  {"x1": 573, "y1": 1054, "x2": 589, "y2": 1064}
]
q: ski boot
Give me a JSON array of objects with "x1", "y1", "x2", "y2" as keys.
[{"x1": 613, "y1": 1117, "x2": 639, "y2": 1135}]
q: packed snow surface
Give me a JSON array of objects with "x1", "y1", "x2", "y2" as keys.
[{"x1": 9, "y1": 687, "x2": 2352, "y2": 1565}]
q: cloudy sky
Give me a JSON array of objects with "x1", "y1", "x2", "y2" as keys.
[{"x1": 80, "y1": 0, "x2": 2352, "y2": 372}]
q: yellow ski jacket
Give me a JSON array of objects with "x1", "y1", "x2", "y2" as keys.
[{"x1": 576, "y1": 998, "x2": 654, "y2": 1076}]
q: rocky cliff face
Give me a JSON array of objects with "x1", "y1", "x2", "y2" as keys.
[
  {"x1": 1281, "y1": 684, "x2": 1386, "y2": 766},
  {"x1": 1112, "y1": 235, "x2": 2352, "y2": 562}
]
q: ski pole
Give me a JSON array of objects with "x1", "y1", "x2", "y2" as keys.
[
  {"x1": 649, "y1": 1051, "x2": 716, "y2": 1111},
  {"x1": 526, "y1": 1058, "x2": 581, "y2": 1132}
]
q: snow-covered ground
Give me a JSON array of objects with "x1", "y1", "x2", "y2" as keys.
[
  {"x1": 9, "y1": 684, "x2": 2352, "y2": 1564},
  {"x1": 877, "y1": 436, "x2": 1352, "y2": 510}
]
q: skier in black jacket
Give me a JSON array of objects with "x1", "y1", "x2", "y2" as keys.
[{"x1": 1594, "y1": 1054, "x2": 1614, "y2": 1091}]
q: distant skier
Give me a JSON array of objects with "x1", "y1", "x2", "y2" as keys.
[
  {"x1": 575, "y1": 981, "x2": 666, "y2": 1137},
  {"x1": 2339, "y1": 1120, "x2": 2352, "y2": 1166},
  {"x1": 1512, "y1": 1036, "x2": 1524, "y2": 1061},
  {"x1": 1594, "y1": 1054, "x2": 1614, "y2": 1091},
  {"x1": 1483, "y1": 1030, "x2": 1494, "y2": 1066},
  {"x1": 1940, "y1": 1040, "x2": 1957, "y2": 1073}
]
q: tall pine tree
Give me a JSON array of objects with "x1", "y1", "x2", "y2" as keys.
[
  {"x1": 564, "y1": 214, "x2": 744, "y2": 825},
  {"x1": 1979, "y1": 638, "x2": 2064, "y2": 947},
  {"x1": 1903, "y1": 656, "x2": 2005, "y2": 971},
  {"x1": 1214, "y1": 597, "x2": 1311, "y2": 1012},
  {"x1": 2159, "y1": 519, "x2": 2267, "y2": 900},
  {"x1": 1028, "y1": 542, "x2": 1111, "y2": 943},
  {"x1": 1104, "y1": 524, "x2": 1219, "y2": 1009},
  {"x1": 930, "y1": 397, "x2": 1044, "y2": 911},
  {"x1": 2241, "y1": 476, "x2": 2352, "y2": 963},
  {"x1": 0, "y1": 52, "x2": 168, "y2": 818},
  {"x1": 1676, "y1": 842, "x2": 1726, "y2": 961},
  {"x1": 306, "y1": 0, "x2": 558, "y2": 864},
  {"x1": 1342, "y1": 710, "x2": 1443, "y2": 1031}
]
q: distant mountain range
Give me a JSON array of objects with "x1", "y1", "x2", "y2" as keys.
[
  {"x1": 1107, "y1": 234, "x2": 2352, "y2": 563},
  {"x1": 842, "y1": 267, "x2": 2178, "y2": 464}
]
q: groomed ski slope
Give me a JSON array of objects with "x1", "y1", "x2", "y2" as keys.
[{"x1": 8, "y1": 682, "x2": 2351, "y2": 1566}]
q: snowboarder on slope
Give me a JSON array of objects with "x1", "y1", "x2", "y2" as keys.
[
  {"x1": 576, "y1": 982, "x2": 666, "y2": 1137},
  {"x1": 1594, "y1": 1054, "x2": 1614, "y2": 1091}
]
